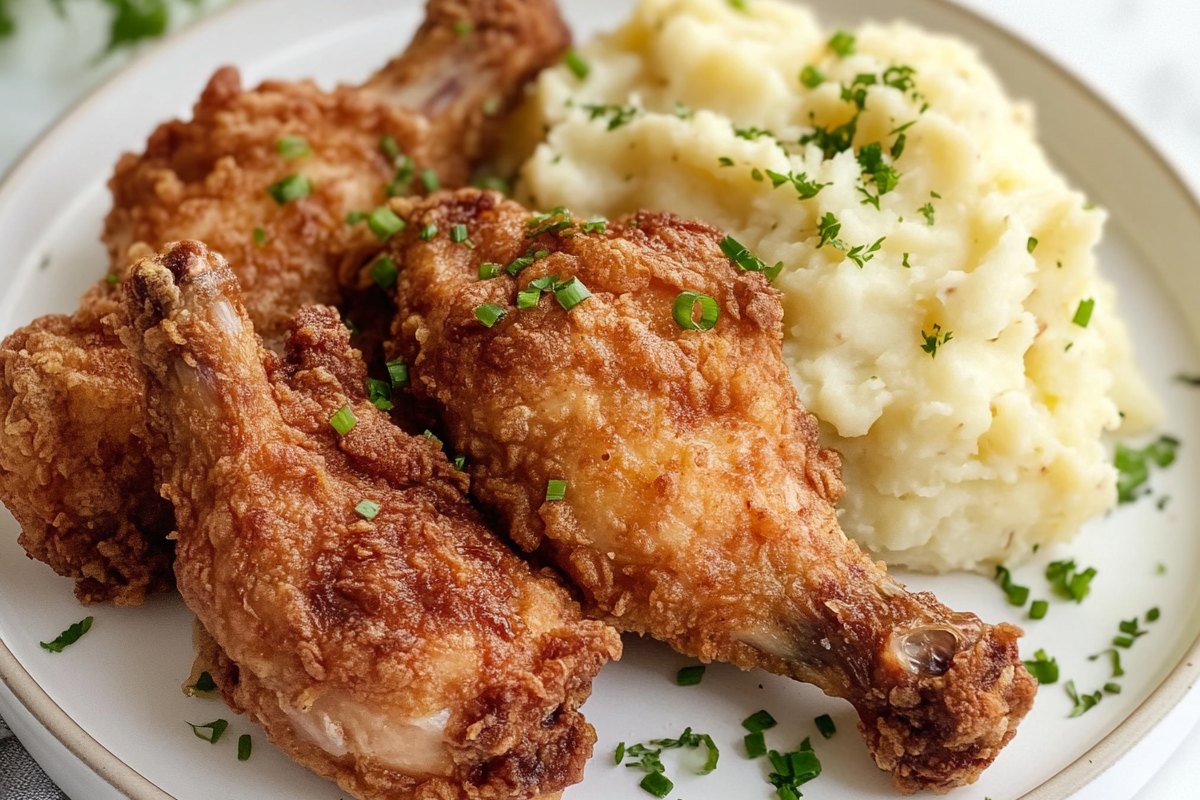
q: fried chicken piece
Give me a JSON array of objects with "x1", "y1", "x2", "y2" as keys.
[
  {"x1": 119, "y1": 240, "x2": 619, "y2": 800},
  {"x1": 0, "y1": 0, "x2": 571, "y2": 605},
  {"x1": 384, "y1": 190, "x2": 1037, "y2": 794}
]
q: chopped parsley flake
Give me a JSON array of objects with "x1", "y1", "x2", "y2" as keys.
[
  {"x1": 800, "y1": 65, "x2": 824, "y2": 88},
  {"x1": 919, "y1": 202, "x2": 935, "y2": 225},
  {"x1": 1104, "y1": 682, "x2": 1122, "y2": 694},
  {"x1": 616, "y1": 727, "x2": 718, "y2": 796},
  {"x1": 275, "y1": 136, "x2": 311, "y2": 161},
  {"x1": 1089, "y1": 648, "x2": 1125, "y2": 678},
  {"x1": 266, "y1": 174, "x2": 312, "y2": 205},
  {"x1": 105, "y1": 272, "x2": 120, "y2": 285},
  {"x1": 40, "y1": 617, "x2": 93, "y2": 653},
  {"x1": 994, "y1": 566, "x2": 1030, "y2": 606},
  {"x1": 1072, "y1": 298, "x2": 1095, "y2": 328},
  {"x1": 582, "y1": 103, "x2": 640, "y2": 131},
  {"x1": 845, "y1": 237, "x2": 885, "y2": 268},
  {"x1": 1045, "y1": 559, "x2": 1097, "y2": 603},
  {"x1": 828, "y1": 29, "x2": 856, "y2": 57},
  {"x1": 355, "y1": 499, "x2": 381, "y2": 520},
  {"x1": 728, "y1": 0, "x2": 749, "y2": 11},
  {"x1": 718, "y1": 156, "x2": 735, "y2": 167},
  {"x1": 188, "y1": 719, "x2": 229, "y2": 744},
  {"x1": 1027, "y1": 236, "x2": 1039, "y2": 253},
  {"x1": 1115, "y1": 435, "x2": 1180, "y2": 503},
  {"x1": 883, "y1": 65, "x2": 917, "y2": 92},
  {"x1": 921, "y1": 324, "x2": 953, "y2": 357},
  {"x1": 1022, "y1": 649, "x2": 1059, "y2": 684},
  {"x1": 676, "y1": 665, "x2": 706, "y2": 686},
  {"x1": 734, "y1": 125, "x2": 774, "y2": 141},
  {"x1": 764, "y1": 169, "x2": 829, "y2": 200},
  {"x1": 799, "y1": 114, "x2": 858, "y2": 160},
  {"x1": 902, "y1": 252, "x2": 912, "y2": 269},
  {"x1": 816, "y1": 213, "x2": 844, "y2": 250},
  {"x1": 1114, "y1": 617, "x2": 1149, "y2": 649},
  {"x1": 857, "y1": 143, "x2": 900, "y2": 207},
  {"x1": 1066, "y1": 681, "x2": 1102, "y2": 717},
  {"x1": 674, "y1": 101, "x2": 693, "y2": 120},
  {"x1": 751, "y1": 168, "x2": 764, "y2": 182}
]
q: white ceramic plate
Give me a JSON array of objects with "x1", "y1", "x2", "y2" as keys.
[{"x1": 1, "y1": 1, "x2": 1199, "y2": 799}]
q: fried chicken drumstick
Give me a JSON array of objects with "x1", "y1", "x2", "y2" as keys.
[
  {"x1": 119, "y1": 240, "x2": 619, "y2": 800},
  {"x1": 384, "y1": 190, "x2": 1037, "y2": 794},
  {"x1": 0, "y1": 0, "x2": 570, "y2": 604}
]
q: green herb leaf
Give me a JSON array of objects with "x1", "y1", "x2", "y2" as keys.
[
  {"x1": 1022, "y1": 648, "x2": 1059, "y2": 684},
  {"x1": 189, "y1": 671, "x2": 217, "y2": 694},
  {"x1": 1115, "y1": 435, "x2": 1180, "y2": 503},
  {"x1": 718, "y1": 156, "x2": 735, "y2": 167},
  {"x1": 800, "y1": 65, "x2": 824, "y2": 88},
  {"x1": 815, "y1": 213, "x2": 844, "y2": 250},
  {"x1": 188, "y1": 719, "x2": 229, "y2": 744},
  {"x1": 275, "y1": 136, "x2": 311, "y2": 161},
  {"x1": 370, "y1": 255, "x2": 398, "y2": 289},
  {"x1": 582, "y1": 103, "x2": 640, "y2": 131},
  {"x1": 387, "y1": 359, "x2": 409, "y2": 389},
  {"x1": 1027, "y1": 236, "x2": 1039, "y2": 254},
  {"x1": 421, "y1": 169, "x2": 440, "y2": 193},
  {"x1": 919, "y1": 202, "x2": 935, "y2": 225},
  {"x1": 474, "y1": 303, "x2": 506, "y2": 328},
  {"x1": 1029, "y1": 599, "x2": 1048, "y2": 619},
  {"x1": 40, "y1": 617, "x2": 93, "y2": 653},
  {"x1": 564, "y1": 48, "x2": 590, "y2": 80},
  {"x1": 546, "y1": 479, "x2": 568, "y2": 501},
  {"x1": 1072, "y1": 298, "x2": 1095, "y2": 328},
  {"x1": 814, "y1": 713, "x2": 836, "y2": 739},
  {"x1": 252, "y1": 226, "x2": 267, "y2": 246},
  {"x1": 366, "y1": 377, "x2": 394, "y2": 411},
  {"x1": 994, "y1": 566, "x2": 1030, "y2": 606},
  {"x1": 1089, "y1": 648, "x2": 1125, "y2": 678},
  {"x1": 615, "y1": 742, "x2": 626, "y2": 765},
  {"x1": 720, "y1": 235, "x2": 782, "y2": 280},
  {"x1": 354, "y1": 499, "x2": 381, "y2": 520},
  {"x1": 102, "y1": 0, "x2": 169, "y2": 55},
  {"x1": 921, "y1": 324, "x2": 953, "y2": 358},
  {"x1": 742, "y1": 709, "x2": 777, "y2": 733},
  {"x1": 237, "y1": 734, "x2": 252, "y2": 761},
  {"x1": 676, "y1": 665, "x2": 706, "y2": 686},
  {"x1": 453, "y1": 19, "x2": 472, "y2": 38},
  {"x1": 1147, "y1": 607, "x2": 1161, "y2": 622},
  {"x1": 368, "y1": 207, "x2": 406, "y2": 242},
  {"x1": 744, "y1": 730, "x2": 767, "y2": 758},
  {"x1": 639, "y1": 772, "x2": 673, "y2": 798},
  {"x1": 266, "y1": 174, "x2": 312, "y2": 205},
  {"x1": 1065, "y1": 680, "x2": 1102, "y2": 718}
]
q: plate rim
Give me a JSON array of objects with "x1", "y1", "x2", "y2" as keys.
[{"x1": 0, "y1": 0, "x2": 1198, "y2": 798}]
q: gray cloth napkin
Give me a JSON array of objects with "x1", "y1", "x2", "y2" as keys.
[{"x1": 0, "y1": 714, "x2": 67, "y2": 800}]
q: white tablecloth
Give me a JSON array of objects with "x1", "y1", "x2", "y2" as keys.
[{"x1": 1, "y1": 0, "x2": 1197, "y2": 797}]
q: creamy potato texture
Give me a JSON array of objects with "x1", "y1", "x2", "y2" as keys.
[{"x1": 513, "y1": 0, "x2": 1161, "y2": 572}]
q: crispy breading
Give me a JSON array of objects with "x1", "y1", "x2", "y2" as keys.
[
  {"x1": 120, "y1": 240, "x2": 618, "y2": 800},
  {"x1": 0, "y1": 0, "x2": 571, "y2": 604},
  {"x1": 385, "y1": 189, "x2": 1037, "y2": 794}
]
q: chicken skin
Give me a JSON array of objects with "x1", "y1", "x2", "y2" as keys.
[
  {"x1": 383, "y1": 190, "x2": 1037, "y2": 794},
  {"x1": 119, "y1": 240, "x2": 619, "y2": 800},
  {"x1": 0, "y1": 0, "x2": 570, "y2": 604}
]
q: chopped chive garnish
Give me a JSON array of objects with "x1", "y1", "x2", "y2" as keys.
[
  {"x1": 1066, "y1": 680, "x2": 1102, "y2": 717},
  {"x1": 741, "y1": 709, "x2": 777, "y2": 733},
  {"x1": 718, "y1": 156, "x2": 734, "y2": 167},
  {"x1": 380, "y1": 134, "x2": 401, "y2": 162},
  {"x1": 1113, "y1": 635, "x2": 1135, "y2": 648},
  {"x1": 546, "y1": 479, "x2": 568, "y2": 501},
  {"x1": 1045, "y1": 559, "x2": 1097, "y2": 603},
  {"x1": 1089, "y1": 648, "x2": 1125, "y2": 678},
  {"x1": 105, "y1": 272, "x2": 121, "y2": 285},
  {"x1": 994, "y1": 565, "x2": 1030, "y2": 606},
  {"x1": 453, "y1": 19, "x2": 472, "y2": 37},
  {"x1": 828, "y1": 29, "x2": 856, "y2": 57},
  {"x1": 388, "y1": 155, "x2": 415, "y2": 197},
  {"x1": 453, "y1": 455, "x2": 466, "y2": 471},
  {"x1": 1116, "y1": 435, "x2": 1180, "y2": 503},
  {"x1": 719, "y1": 236, "x2": 782, "y2": 280},
  {"x1": 346, "y1": 210, "x2": 367, "y2": 225},
  {"x1": 517, "y1": 287, "x2": 542, "y2": 309},
  {"x1": 188, "y1": 719, "x2": 229, "y2": 744},
  {"x1": 451, "y1": 224, "x2": 469, "y2": 244},
  {"x1": 676, "y1": 665, "x2": 705, "y2": 686},
  {"x1": 615, "y1": 742, "x2": 626, "y2": 765},
  {"x1": 482, "y1": 97, "x2": 500, "y2": 115},
  {"x1": 474, "y1": 303, "x2": 506, "y2": 328},
  {"x1": 472, "y1": 175, "x2": 512, "y2": 195},
  {"x1": 744, "y1": 731, "x2": 767, "y2": 758},
  {"x1": 421, "y1": 168, "x2": 440, "y2": 193},
  {"x1": 814, "y1": 714, "x2": 836, "y2": 739},
  {"x1": 1022, "y1": 648, "x2": 1059, "y2": 684},
  {"x1": 368, "y1": 207, "x2": 406, "y2": 241},
  {"x1": 765, "y1": 738, "x2": 821, "y2": 797},
  {"x1": 1027, "y1": 236, "x2": 1038, "y2": 253},
  {"x1": 479, "y1": 262, "x2": 503, "y2": 279},
  {"x1": 1104, "y1": 682, "x2": 1122, "y2": 694},
  {"x1": 1030, "y1": 599, "x2": 1049, "y2": 619},
  {"x1": 329, "y1": 406, "x2": 357, "y2": 436},
  {"x1": 40, "y1": 617, "x2": 93, "y2": 653},
  {"x1": 266, "y1": 174, "x2": 312, "y2": 205},
  {"x1": 639, "y1": 772, "x2": 673, "y2": 798},
  {"x1": 237, "y1": 734, "x2": 252, "y2": 761},
  {"x1": 419, "y1": 223, "x2": 438, "y2": 241},
  {"x1": 673, "y1": 291, "x2": 719, "y2": 331},
  {"x1": 582, "y1": 217, "x2": 607, "y2": 234},
  {"x1": 386, "y1": 359, "x2": 409, "y2": 388},
  {"x1": 564, "y1": 48, "x2": 590, "y2": 80},
  {"x1": 800, "y1": 65, "x2": 824, "y2": 88},
  {"x1": 355, "y1": 499, "x2": 381, "y2": 520},
  {"x1": 366, "y1": 377, "x2": 393, "y2": 411},
  {"x1": 553, "y1": 276, "x2": 591, "y2": 310},
  {"x1": 1147, "y1": 607, "x2": 1161, "y2": 622},
  {"x1": 275, "y1": 136, "x2": 311, "y2": 160},
  {"x1": 370, "y1": 256, "x2": 398, "y2": 289},
  {"x1": 189, "y1": 671, "x2": 217, "y2": 693},
  {"x1": 1072, "y1": 298, "x2": 1095, "y2": 328},
  {"x1": 253, "y1": 226, "x2": 266, "y2": 246}
]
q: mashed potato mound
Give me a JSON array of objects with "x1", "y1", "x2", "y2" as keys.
[{"x1": 513, "y1": 0, "x2": 1161, "y2": 572}]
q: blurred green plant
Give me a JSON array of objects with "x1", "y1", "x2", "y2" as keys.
[{"x1": 0, "y1": 0, "x2": 217, "y2": 55}]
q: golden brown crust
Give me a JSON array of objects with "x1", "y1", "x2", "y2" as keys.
[
  {"x1": 385, "y1": 189, "x2": 1036, "y2": 793},
  {"x1": 0, "y1": 0, "x2": 572, "y2": 605},
  {"x1": 121, "y1": 240, "x2": 617, "y2": 800}
]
